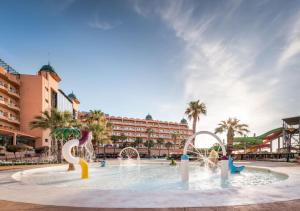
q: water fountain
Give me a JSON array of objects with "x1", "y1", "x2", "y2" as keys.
[
  {"x1": 118, "y1": 147, "x2": 140, "y2": 165},
  {"x1": 181, "y1": 131, "x2": 228, "y2": 182},
  {"x1": 51, "y1": 128, "x2": 95, "y2": 163}
]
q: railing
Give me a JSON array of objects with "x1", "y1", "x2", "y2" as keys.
[
  {"x1": 0, "y1": 59, "x2": 19, "y2": 75},
  {"x1": 0, "y1": 99, "x2": 20, "y2": 111},
  {"x1": 0, "y1": 83, "x2": 20, "y2": 97}
]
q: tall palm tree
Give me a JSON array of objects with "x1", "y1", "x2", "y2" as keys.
[
  {"x1": 30, "y1": 109, "x2": 75, "y2": 163},
  {"x1": 171, "y1": 131, "x2": 180, "y2": 148},
  {"x1": 185, "y1": 100, "x2": 207, "y2": 143},
  {"x1": 144, "y1": 140, "x2": 155, "y2": 158},
  {"x1": 85, "y1": 110, "x2": 112, "y2": 159},
  {"x1": 145, "y1": 127, "x2": 154, "y2": 141},
  {"x1": 180, "y1": 139, "x2": 187, "y2": 149},
  {"x1": 165, "y1": 141, "x2": 173, "y2": 157},
  {"x1": 215, "y1": 118, "x2": 250, "y2": 156},
  {"x1": 156, "y1": 138, "x2": 165, "y2": 157},
  {"x1": 111, "y1": 135, "x2": 119, "y2": 158},
  {"x1": 119, "y1": 133, "x2": 128, "y2": 148}
]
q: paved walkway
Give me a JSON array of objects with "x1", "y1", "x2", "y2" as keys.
[{"x1": 1, "y1": 199, "x2": 300, "y2": 211}]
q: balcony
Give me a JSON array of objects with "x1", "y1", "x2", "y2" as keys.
[
  {"x1": 0, "y1": 99, "x2": 20, "y2": 112},
  {"x1": 8, "y1": 117, "x2": 20, "y2": 125},
  {"x1": 0, "y1": 84, "x2": 20, "y2": 98},
  {"x1": 0, "y1": 112, "x2": 20, "y2": 125},
  {"x1": 0, "y1": 66, "x2": 20, "y2": 86},
  {"x1": 0, "y1": 84, "x2": 8, "y2": 93},
  {"x1": 8, "y1": 89, "x2": 20, "y2": 98},
  {"x1": 0, "y1": 114, "x2": 8, "y2": 121},
  {"x1": 8, "y1": 102, "x2": 20, "y2": 112}
]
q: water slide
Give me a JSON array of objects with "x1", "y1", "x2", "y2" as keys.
[
  {"x1": 234, "y1": 128, "x2": 283, "y2": 153},
  {"x1": 62, "y1": 130, "x2": 92, "y2": 179}
]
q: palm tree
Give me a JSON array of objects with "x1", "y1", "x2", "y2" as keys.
[
  {"x1": 134, "y1": 137, "x2": 144, "y2": 149},
  {"x1": 185, "y1": 100, "x2": 207, "y2": 143},
  {"x1": 171, "y1": 131, "x2": 180, "y2": 148},
  {"x1": 146, "y1": 127, "x2": 154, "y2": 141},
  {"x1": 144, "y1": 140, "x2": 155, "y2": 158},
  {"x1": 111, "y1": 135, "x2": 119, "y2": 157},
  {"x1": 85, "y1": 110, "x2": 112, "y2": 159},
  {"x1": 215, "y1": 118, "x2": 250, "y2": 156},
  {"x1": 165, "y1": 141, "x2": 173, "y2": 157},
  {"x1": 156, "y1": 138, "x2": 165, "y2": 157},
  {"x1": 119, "y1": 133, "x2": 128, "y2": 148},
  {"x1": 180, "y1": 139, "x2": 187, "y2": 149},
  {"x1": 30, "y1": 109, "x2": 75, "y2": 163}
]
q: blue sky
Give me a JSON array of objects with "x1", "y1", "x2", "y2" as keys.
[{"x1": 1, "y1": 0, "x2": 300, "y2": 143}]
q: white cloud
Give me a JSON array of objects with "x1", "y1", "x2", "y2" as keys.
[
  {"x1": 132, "y1": 0, "x2": 300, "y2": 144},
  {"x1": 278, "y1": 12, "x2": 300, "y2": 68},
  {"x1": 88, "y1": 14, "x2": 121, "y2": 30}
]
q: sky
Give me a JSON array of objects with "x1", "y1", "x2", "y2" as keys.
[{"x1": 0, "y1": 0, "x2": 300, "y2": 147}]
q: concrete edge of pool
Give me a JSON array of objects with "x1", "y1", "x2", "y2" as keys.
[{"x1": 0, "y1": 161, "x2": 299, "y2": 208}]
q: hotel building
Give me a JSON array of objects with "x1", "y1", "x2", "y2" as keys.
[
  {"x1": 0, "y1": 59, "x2": 79, "y2": 149},
  {"x1": 79, "y1": 112, "x2": 193, "y2": 156}
]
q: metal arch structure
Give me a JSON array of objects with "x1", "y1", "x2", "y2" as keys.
[
  {"x1": 119, "y1": 147, "x2": 140, "y2": 160},
  {"x1": 183, "y1": 131, "x2": 226, "y2": 156}
]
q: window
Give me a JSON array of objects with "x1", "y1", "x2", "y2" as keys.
[
  {"x1": 51, "y1": 90, "x2": 57, "y2": 108},
  {"x1": 17, "y1": 136, "x2": 35, "y2": 147}
]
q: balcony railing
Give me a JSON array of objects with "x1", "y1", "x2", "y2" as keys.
[{"x1": 0, "y1": 99, "x2": 20, "y2": 111}]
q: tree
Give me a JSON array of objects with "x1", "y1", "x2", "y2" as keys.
[
  {"x1": 156, "y1": 138, "x2": 164, "y2": 157},
  {"x1": 171, "y1": 131, "x2": 180, "y2": 147},
  {"x1": 215, "y1": 118, "x2": 250, "y2": 156},
  {"x1": 119, "y1": 133, "x2": 128, "y2": 148},
  {"x1": 35, "y1": 146, "x2": 49, "y2": 156},
  {"x1": 111, "y1": 135, "x2": 119, "y2": 157},
  {"x1": 146, "y1": 127, "x2": 154, "y2": 141},
  {"x1": 144, "y1": 140, "x2": 155, "y2": 158},
  {"x1": 85, "y1": 110, "x2": 112, "y2": 159},
  {"x1": 185, "y1": 100, "x2": 207, "y2": 144},
  {"x1": 35, "y1": 146, "x2": 49, "y2": 161},
  {"x1": 165, "y1": 142, "x2": 173, "y2": 157},
  {"x1": 30, "y1": 109, "x2": 76, "y2": 163},
  {"x1": 134, "y1": 137, "x2": 144, "y2": 149},
  {"x1": 180, "y1": 139, "x2": 187, "y2": 149}
]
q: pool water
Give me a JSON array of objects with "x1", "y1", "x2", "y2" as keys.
[{"x1": 15, "y1": 163, "x2": 288, "y2": 191}]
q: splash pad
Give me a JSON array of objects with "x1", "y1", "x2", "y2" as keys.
[{"x1": 181, "y1": 131, "x2": 228, "y2": 182}]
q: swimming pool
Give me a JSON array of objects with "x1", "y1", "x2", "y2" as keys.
[
  {"x1": 1, "y1": 161, "x2": 299, "y2": 208},
  {"x1": 13, "y1": 162, "x2": 287, "y2": 191}
]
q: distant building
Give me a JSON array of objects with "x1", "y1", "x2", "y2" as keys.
[
  {"x1": 78, "y1": 112, "x2": 193, "y2": 155},
  {"x1": 0, "y1": 59, "x2": 79, "y2": 148}
]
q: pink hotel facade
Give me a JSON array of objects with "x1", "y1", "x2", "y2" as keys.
[
  {"x1": 105, "y1": 115, "x2": 193, "y2": 155},
  {"x1": 0, "y1": 59, "x2": 80, "y2": 148}
]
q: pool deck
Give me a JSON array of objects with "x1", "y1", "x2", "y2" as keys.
[
  {"x1": 0, "y1": 161, "x2": 300, "y2": 210},
  {"x1": 1, "y1": 199, "x2": 300, "y2": 211}
]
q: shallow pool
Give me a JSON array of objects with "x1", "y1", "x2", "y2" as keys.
[{"x1": 14, "y1": 162, "x2": 288, "y2": 191}]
